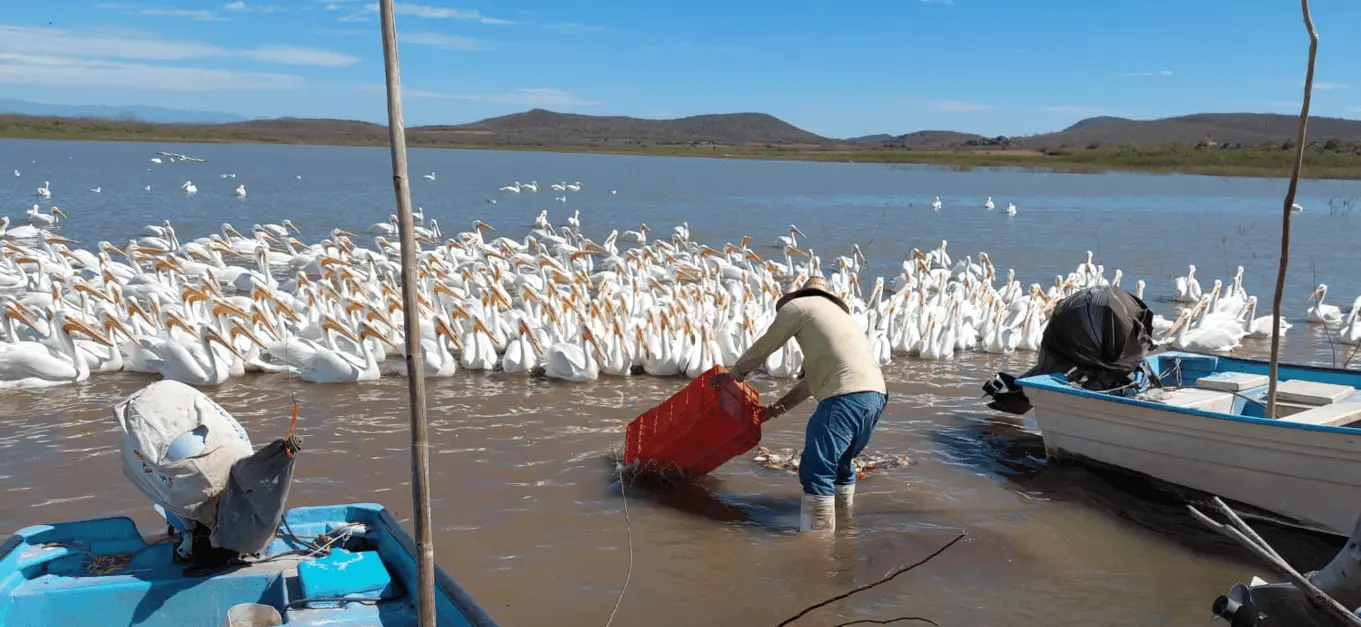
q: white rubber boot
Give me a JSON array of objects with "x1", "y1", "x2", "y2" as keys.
[
  {"x1": 835, "y1": 484, "x2": 855, "y2": 513},
  {"x1": 799, "y1": 494, "x2": 836, "y2": 533}
]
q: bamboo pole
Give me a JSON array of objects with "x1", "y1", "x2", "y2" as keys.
[
  {"x1": 377, "y1": 2, "x2": 436, "y2": 625},
  {"x1": 1267, "y1": 0, "x2": 1319, "y2": 419}
]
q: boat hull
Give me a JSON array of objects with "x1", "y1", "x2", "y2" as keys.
[
  {"x1": 1020, "y1": 352, "x2": 1361, "y2": 537},
  {"x1": 0, "y1": 503, "x2": 497, "y2": 627}
]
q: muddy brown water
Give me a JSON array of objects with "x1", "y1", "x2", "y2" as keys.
[{"x1": 3, "y1": 139, "x2": 1361, "y2": 625}]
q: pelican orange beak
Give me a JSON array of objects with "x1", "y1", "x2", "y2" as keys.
[
  {"x1": 229, "y1": 320, "x2": 270, "y2": 352},
  {"x1": 333, "y1": 228, "x2": 356, "y2": 239},
  {"x1": 360, "y1": 323, "x2": 398, "y2": 348},
  {"x1": 321, "y1": 317, "x2": 360, "y2": 345},
  {"x1": 211, "y1": 300, "x2": 251, "y2": 322},
  {"x1": 249, "y1": 310, "x2": 281, "y2": 341},
  {"x1": 204, "y1": 327, "x2": 244, "y2": 360},
  {"x1": 52, "y1": 207, "x2": 68, "y2": 219},
  {"x1": 43, "y1": 233, "x2": 78, "y2": 245},
  {"x1": 60, "y1": 314, "x2": 108, "y2": 345},
  {"x1": 103, "y1": 315, "x2": 136, "y2": 342},
  {"x1": 473, "y1": 220, "x2": 495, "y2": 232},
  {"x1": 180, "y1": 285, "x2": 209, "y2": 306},
  {"x1": 284, "y1": 219, "x2": 300, "y2": 234},
  {"x1": 73, "y1": 282, "x2": 111, "y2": 302},
  {"x1": 164, "y1": 312, "x2": 195, "y2": 336},
  {"x1": 1304, "y1": 287, "x2": 1324, "y2": 304},
  {"x1": 4, "y1": 303, "x2": 40, "y2": 332}
]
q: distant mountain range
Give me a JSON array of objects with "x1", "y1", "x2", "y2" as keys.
[
  {"x1": 4, "y1": 104, "x2": 1361, "y2": 150},
  {"x1": 0, "y1": 99, "x2": 248, "y2": 124}
]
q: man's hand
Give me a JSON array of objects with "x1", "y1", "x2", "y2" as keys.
[
  {"x1": 709, "y1": 372, "x2": 738, "y2": 389},
  {"x1": 762, "y1": 403, "x2": 787, "y2": 421}
]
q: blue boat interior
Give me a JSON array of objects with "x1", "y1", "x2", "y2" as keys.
[
  {"x1": 1019, "y1": 350, "x2": 1361, "y2": 431},
  {"x1": 0, "y1": 503, "x2": 487, "y2": 627}
]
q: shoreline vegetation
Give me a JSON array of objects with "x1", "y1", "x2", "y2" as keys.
[{"x1": 4, "y1": 114, "x2": 1361, "y2": 180}]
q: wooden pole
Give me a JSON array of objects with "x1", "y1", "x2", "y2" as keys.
[
  {"x1": 1267, "y1": 0, "x2": 1318, "y2": 419},
  {"x1": 377, "y1": 2, "x2": 436, "y2": 625}
]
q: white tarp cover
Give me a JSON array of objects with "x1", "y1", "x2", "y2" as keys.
[{"x1": 115, "y1": 380, "x2": 253, "y2": 526}]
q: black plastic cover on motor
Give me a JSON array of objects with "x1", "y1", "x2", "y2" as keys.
[
  {"x1": 983, "y1": 286, "x2": 1157, "y2": 414},
  {"x1": 211, "y1": 436, "x2": 302, "y2": 556}
]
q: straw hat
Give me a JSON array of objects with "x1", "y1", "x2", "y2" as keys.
[{"x1": 775, "y1": 275, "x2": 849, "y2": 314}]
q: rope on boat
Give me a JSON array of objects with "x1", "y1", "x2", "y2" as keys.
[{"x1": 42, "y1": 534, "x2": 175, "y2": 576}]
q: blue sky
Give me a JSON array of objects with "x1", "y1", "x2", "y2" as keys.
[{"x1": 1, "y1": 0, "x2": 1357, "y2": 138}]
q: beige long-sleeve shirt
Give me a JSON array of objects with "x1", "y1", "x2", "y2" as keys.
[{"x1": 730, "y1": 295, "x2": 887, "y2": 401}]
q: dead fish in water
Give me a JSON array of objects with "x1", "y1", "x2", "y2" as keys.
[{"x1": 752, "y1": 446, "x2": 915, "y2": 479}]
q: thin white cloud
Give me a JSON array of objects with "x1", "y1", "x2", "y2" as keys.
[
  {"x1": 399, "y1": 86, "x2": 601, "y2": 107},
  {"x1": 337, "y1": 13, "x2": 371, "y2": 22},
  {"x1": 239, "y1": 45, "x2": 358, "y2": 66},
  {"x1": 545, "y1": 22, "x2": 605, "y2": 34},
  {"x1": 1121, "y1": 70, "x2": 1174, "y2": 77},
  {"x1": 0, "y1": 24, "x2": 357, "y2": 67},
  {"x1": 1158, "y1": 70, "x2": 1174, "y2": 76},
  {"x1": 929, "y1": 99, "x2": 994, "y2": 112},
  {"x1": 224, "y1": 1, "x2": 286, "y2": 13},
  {"x1": 1312, "y1": 82, "x2": 1349, "y2": 90},
  {"x1": 361, "y1": 3, "x2": 513, "y2": 24},
  {"x1": 0, "y1": 53, "x2": 301, "y2": 90},
  {"x1": 921, "y1": 0, "x2": 955, "y2": 4},
  {"x1": 96, "y1": 3, "x2": 231, "y2": 21},
  {"x1": 402, "y1": 32, "x2": 481, "y2": 50}
]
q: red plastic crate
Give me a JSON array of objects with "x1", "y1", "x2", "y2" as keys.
[{"x1": 624, "y1": 365, "x2": 770, "y2": 476}]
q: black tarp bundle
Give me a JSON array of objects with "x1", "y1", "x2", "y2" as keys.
[{"x1": 983, "y1": 286, "x2": 1158, "y2": 414}]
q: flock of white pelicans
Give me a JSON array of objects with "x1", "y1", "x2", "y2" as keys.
[{"x1": 0, "y1": 202, "x2": 1357, "y2": 392}]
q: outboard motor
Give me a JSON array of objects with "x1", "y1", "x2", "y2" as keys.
[
  {"x1": 115, "y1": 380, "x2": 301, "y2": 572},
  {"x1": 982, "y1": 285, "x2": 1158, "y2": 414}
]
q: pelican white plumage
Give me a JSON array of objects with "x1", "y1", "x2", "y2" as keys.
[
  {"x1": 36, "y1": 181, "x2": 51, "y2": 199},
  {"x1": 544, "y1": 325, "x2": 601, "y2": 382},
  {"x1": 1305, "y1": 283, "x2": 1343, "y2": 325},
  {"x1": 1006, "y1": 202, "x2": 1017, "y2": 216},
  {"x1": 1173, "y1": 265, "x2": 1202, "y2": 303},
  {"x1": 0, "y1": 307, "x2": 111, "y2": 389},
  {"x1": 234, "y1": 184, "x2": 247, "y2": 198},
  {"x1": 181, "y1": 181, "x2": 198, "y2": 194},
  {"x1": 984, "y1": 196, "x2": 995, "y2": 211},
  {"x1": 931, "y1": 197, "x2": 942, "y2": 212}
]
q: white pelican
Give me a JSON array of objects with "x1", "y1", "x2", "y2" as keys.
[
  {"x1": 931, "y1": 197, "x2": 942, "y2": 212},
  {"x1": 298, "y1": 319, "x2": 393, "y2": 383},
  {"x1": 181, "y1": 181, "x2": 198, "y2": 194},
  {"x1": 545, "y1": 325, "x2": 602, "y2": 382},
  {"x1": 499, "y1": 182, "x2": 522, "y2": 193},
  {"x1": 1006, "y1": 202, "x2": 1017, "y2": 216},
  {"x1": 1165, "y1": 307, "x2": 1244, "y2": 353},
  {"x1": 984, "y1": 197, "x2": 995, "y2": 211},
  {"x1": 1239, "y1": 295, "x2": 1291, "y2": 339},
  {"x1": 36, "y1": 181, "x2": 51, "y2": 199},
  {"x1": 501, "y1": 320, "x2": 544, "y2": 374},
  {"x1": 90, "y1": 187, "x2": 101, "y2": 194},
  {"x1": 1305, "y1": 284, "x2": 1343, "y2": 325},
  {"x1": 138, "y1": 313, "x2": 242, "y2": 386},
  {"x1": 422, "y1": 172, "x2": 436, "y2": 181},
  {"x1": 0, "y1": 308, "x2": 111, "y2": 389},
  {"x1": 1173, "y1": 265, "x2": 1202, "y2": 303},
  {"x1": 235, "y1": 185, "x2": 247, "y2": 198}
]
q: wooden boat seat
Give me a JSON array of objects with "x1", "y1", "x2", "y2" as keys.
[
  {"x1": 1138, "y1": 387, "x2": 1236, "y2": 413},
  {"x1": 1195, "y1": 372, "x2": 1270, "y2": 393},
  {"x1": 1276, "y1": 402, "x2": 1361, "y2": 428},
  {"x1": 1277, "y1": 380, "x2": 1357, "y2": 407}
]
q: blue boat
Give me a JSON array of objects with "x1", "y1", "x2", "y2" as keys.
[
  {"x1": 0, "y1": 503, "x2": 498, "y2": 627},
  {"x1": 1017, "y1": 350, "x2": 1361, "y2": 537}
]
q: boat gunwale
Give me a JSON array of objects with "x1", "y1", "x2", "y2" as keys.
[{"x1": 1016, "y1": 350, "x2": 1361, "y2": 436}]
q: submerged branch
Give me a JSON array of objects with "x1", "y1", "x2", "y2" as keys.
[{"x1": 776, "y1": 532, "x2": 965, "y2": 627}]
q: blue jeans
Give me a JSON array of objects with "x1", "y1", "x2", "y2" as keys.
[{"x1": 799, "y1": 391, "x2": 888, "y2": 496}]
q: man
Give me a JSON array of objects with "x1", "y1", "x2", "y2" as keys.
[{"x1": 712, "y1": 275, "x2": 888, "y2": 533}]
